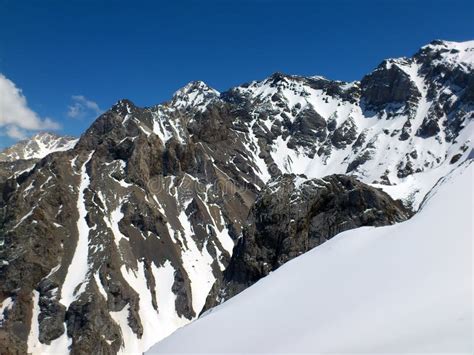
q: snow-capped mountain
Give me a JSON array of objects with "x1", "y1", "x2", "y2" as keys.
[
  {"x1": 149, "y1": 161, "x2": 473, "y2": 354},
  {"x1": 221, "y1": 39, "x2": 473, "y2": 209},
  {"x1": 0, "y1": 40, "x2": 472, "y2": 355},
  {"x1": 0, "y1": 132, "x2": 78, "y2": 162},
  {"x1": 0, "y1": 132, "x2": 78, "y2": 185}
]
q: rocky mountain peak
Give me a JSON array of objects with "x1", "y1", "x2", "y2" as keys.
[
  {"x1": 170, "y1": 80, "x2": 220, "y2": 111},
  {"x1": 415, "y1": 39, "x2": 474, "y2": 71},
  {"x1": 0, "y1": 132, "x2": 78, "y2": 162},
  {"x1": 266, "y1": 71, "x2": 294, "y2": 86},
  {"x1": 112, "y1": 98, "x2": 136, "y2": 113}
]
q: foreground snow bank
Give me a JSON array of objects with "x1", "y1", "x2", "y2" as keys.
[{"x1": 148, "y1": 163, "x2": 473, "y2": 354}]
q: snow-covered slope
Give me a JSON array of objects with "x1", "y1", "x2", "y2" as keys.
[
  {"x1": 0, "y1": 132, "x2": 78, "y2": 162},
  {"x1": 149, "y1": 162, "x2": 473, "y2": 354},
  {"x1": 423, "y1": 39, "x2": 474, "y2": 70}
]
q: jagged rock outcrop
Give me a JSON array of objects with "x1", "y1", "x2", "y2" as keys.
[
  {"x1": 361, "y1": 59, "x2": 421, "y2": 111},
  {"x1": 203, "y1": 174, "x2": 410, "y2": 309}
]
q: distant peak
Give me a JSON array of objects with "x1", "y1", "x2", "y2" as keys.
[
  {"x1": 418, "y1": 39, "x2": 474, "y2": 57},
  {"x1": 0, "y1": 132, "x2": 78, "y2": 162},
  {"x1": 267, "y1": 71, "x2": 300, "y2": 83},
  {"x1": 114, "y1": 98, "x2": 136, "y2": 107},
  {"x1": 269, "y1": 71, "x2": 289, "y2": 80},
  {"x1": 171, "y1": 81, "x2": 219, "y2": 110},
  {"x1": 111, "y1": 99, "x2": 137, "y2": 115},
  {"x1": 308, "y1": 75, "x2": 329, "y2": 81},
  {"x1": 30, "y1": 131, "x2": 60, "y2": 140},
  {"x1": 424, "y1": 39, "x2": 474, "y2": 49},
  {"x1": 375, "y1": 57, "x2": 412, "y2": 71},
  {"x1": 173, "y1": 80, "x2": 218, "y2": 97},
  {"x1": 416, "y1": 39, "x2": 474, "y2": 67}
]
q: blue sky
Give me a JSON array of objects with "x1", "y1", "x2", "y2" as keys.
[{"x1": 0, "y1": 0, "x2": 473, "y2": 148}]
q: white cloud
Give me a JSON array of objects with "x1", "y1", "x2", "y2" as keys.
[
  {"x1": 0, "y1": 73, "x2": 60, "y2": 140},
  {"x1": 67, "y1": 95, "x2": 102, "y2": 119},
  {"x1": 5, "y1": 126, "x2": 27, "y2": 140}
]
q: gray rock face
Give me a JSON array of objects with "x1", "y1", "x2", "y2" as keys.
[
  {"x1": 203, "y1": 174, "x2": 410, "y2": 309},
  {"x1": 0, "y1": 40, "x2": 472, "y2": 354},
  {"x1": 0, "y1": 159, "x2": 35, "y2": 185},
  {"x1": 414, "y1": 41, "x2": 474, "y2": 142},
  {"x1": 287, "y1": 105, "x2": 327, "y2": 156},
  {"x1": 361, "y1": 60, "x2": 421, "y2": 111},
  {"x1": 0, "y1": 98, "x2": 263, "y2": 354},
  {"x1": 330, "y1": 117, "x2": 358, "y2": 149}
]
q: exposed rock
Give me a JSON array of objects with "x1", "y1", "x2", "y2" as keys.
[
  {"x1": 287, "y1": 105, "x2": 327, "y2": 155},
  {"x1": 330, "y1": 118, "x2": 357, "y2": 149},
  {"x1": 361, "y1": 60, "x2": 421, "y2": 110},
  {"x1": 204, "y1": 174, "x2": 410, "y2": 309},
  {"x1": 416, "y1": 116, "x2": 441, "y2": 138}
]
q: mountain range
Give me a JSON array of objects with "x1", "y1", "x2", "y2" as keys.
[{"x1": 0, "y1": 39, "x2": 472, "y2": 354}]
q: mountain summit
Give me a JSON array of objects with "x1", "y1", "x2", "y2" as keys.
[{"x1": 0, "y1": 132, "x2": 77, "y2": 162}]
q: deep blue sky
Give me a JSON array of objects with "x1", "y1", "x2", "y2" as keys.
[{"x1": 0, "y1": 0, "x2": 473, "y2": 148}]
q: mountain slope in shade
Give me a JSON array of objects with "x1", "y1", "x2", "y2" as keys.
[
  {"x1": 0, "y1": 40, "x2": 472, "y2": 354},
  {"x1": 149, "y1": 161, "x2": 473, "y2": 354},
  {"x1": 0, "y1": 132, "x2": 78, "y2": 162}
]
